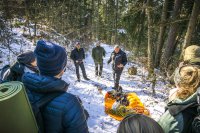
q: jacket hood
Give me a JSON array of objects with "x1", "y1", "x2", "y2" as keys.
[
  {"x1": 169, "y1": 92, "x2": 197, "y2": 105},
  {"x1": 17, "y1": 51, "x2": 35, "y2": 65},
  {"x1": 11, "y1": 62, "x2": 25, "y2": 74},
  {"x1": 22, "y1": 72, "x2": 69, "y2": 93},
  {"x1": 166, "y1": 92, "x2": 197, "y2": 116}
]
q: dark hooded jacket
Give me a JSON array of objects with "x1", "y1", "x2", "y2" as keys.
[
  {"x1": 22, "y1": 72, "x2": 89, "y2": 133},
  {"x1": 107, "y1": 49, "x2": 127, "y2": 71}
]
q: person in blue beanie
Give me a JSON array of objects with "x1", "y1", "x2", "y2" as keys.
[
  {"x1": 70, "y1": 41, "x2": 89, "y2": 82},
  {"x1": 22, "y1": 40, "x2": 89, "y2": 133}
]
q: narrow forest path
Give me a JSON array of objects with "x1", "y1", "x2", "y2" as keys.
[{"x1": 63, "y1": 44, "x2": 168, "y2": 133}]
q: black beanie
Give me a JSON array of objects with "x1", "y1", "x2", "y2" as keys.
[
  {"x1": 17, "y1": 51, "x2": 35, "y2": 65},
  {"x1": 34, "y1": 40, "x2": 67, "y2": 76}
]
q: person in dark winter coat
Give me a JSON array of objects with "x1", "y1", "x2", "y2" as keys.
[
  {"x1": 22, "y1": 40, "x2": 89, "y2": 133},
  {"x1": 2, "y1": 51, "x2": 38, "y2": 82},
  {"x1": 117, "y1": 114, "x2": 164, "y2": 133},
  {"x1": 70, "y1": 41, "x2": 89, "y2": 82},
  {"x1": 107, "y1": 45, "x2": 127, "y2": 89},
  {"x1": 92, "y1": 41, "x2": 106, "y2": 77}
]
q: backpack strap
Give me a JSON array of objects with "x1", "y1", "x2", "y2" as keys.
[
  {"x1": 33, "y1": 92, "x2": 64, "y2": 111},
  {"x1": 32, "y1": 92, "x2": 65, "y2": 133}
]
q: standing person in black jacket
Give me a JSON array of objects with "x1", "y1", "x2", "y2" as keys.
[
  {"x1": 70, "y1": 41, "x2": 89, "y2": 82},
  {"x1": 107, "y1": 45, "x2": 127, "y2": 89}
]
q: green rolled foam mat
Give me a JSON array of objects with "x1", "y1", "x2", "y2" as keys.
[{"x1": 0, "y1": 81, "x2": 38, "y2": 133}]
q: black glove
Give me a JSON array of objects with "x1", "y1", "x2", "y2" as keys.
[
  {"x1": 192, "y1": 91, "x2": 200, "y2": 133},
  {"x1": 192, "y1": 116, "x2": 200, "y2": 133}
]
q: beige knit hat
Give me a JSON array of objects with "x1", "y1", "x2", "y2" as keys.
[{"x1": 184, "y1": 45, "x2": 200, "y2": 61}]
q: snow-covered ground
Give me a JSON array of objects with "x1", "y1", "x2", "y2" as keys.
[
  {"x1": 0, "y1": 27, "x2": 169, "y2": 133},
  {"x1": 64, "y1": 44, "x2": 168, "y2": 133}
]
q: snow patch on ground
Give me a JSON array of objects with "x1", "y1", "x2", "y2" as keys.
[{"x1": 64, "y1": 44, "x2": 168, "y2": 133}]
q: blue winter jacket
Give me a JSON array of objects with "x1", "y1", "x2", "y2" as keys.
[{"x1": 22, "y1": 72, "x2": 89, "y2": 133}]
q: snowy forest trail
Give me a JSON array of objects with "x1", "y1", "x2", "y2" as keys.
[
  {"x1": 0, "y1": 26, "x2": 168, "y2": 132},
  {"x1": 63, "y1": 44, "x2": 168, "y2": 133}
]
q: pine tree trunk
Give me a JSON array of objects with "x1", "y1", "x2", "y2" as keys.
[
  {"x1": 161, "y1": 0, "x2": 183, "y2": 70},
  {"x1": 136, "y1": 10, "x2": 145, "y2": 57},
  {"x1": 115, "y1": 0, "x2": 119, "y2": 43},
  {"x1": 97, "y1": 0, "x2": 100, "y2": 39},
  {"x1": 91, "y1": 0, "x2": 95, "y2": 40},
  {"x1": 24, "y1": 0, "x2": 31, "y2": 36},
  {"x1": 180, "y1": 0, "x2": 200, "y2": 59},
  {"x1": 146, "y1": 0, "x2": 154, "y2": 75},
  {"x1": 155, "y1": 0, "x2": 168, "y2": 68}
]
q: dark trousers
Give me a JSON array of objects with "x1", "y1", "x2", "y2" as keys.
[
  {"x1": 113, "y1": 69, "x2": 123, "y2": 89},
  {"x1": 95, "y1": 63, "x2": 103, "y2": 76},
  {"x1": 75, "y1": 62, "x2": 87, "y2": 79}
]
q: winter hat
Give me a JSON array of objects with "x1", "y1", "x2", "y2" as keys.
[
  {"x1": 34, "y1": 40, "x2": 67, "y2": 76},
  {"x1": 184, "y1": 45, "x2": 200, "y2": 61},
  {"x1": 17, "y1": 51, "x2": 35, "y2": 65}
]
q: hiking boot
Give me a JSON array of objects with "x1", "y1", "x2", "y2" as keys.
[
  {"x1": 84, "y1": 77, "x2": 90, "y2": 80},
  {"x1": 77, "y1": 79, "x2": 80, "y2": 82},
  {"x1": 100, "y1": 75, "x2": 104, "y2": 78},
  {"x1": 112, "y1": 83, "x2": 119, "y2": 90},
  {"x1": 116, "y1": 86, "x2": 122, "y2": 93},
  {"x1": 112, "y1": 87, "x2": 116, "y2": 90}
]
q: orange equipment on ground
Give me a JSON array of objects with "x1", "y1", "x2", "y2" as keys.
[{"x1": 105, "y1": 91, "x2": 150, "y2": 121}]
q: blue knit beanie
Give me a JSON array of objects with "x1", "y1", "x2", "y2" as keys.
[{"x1": 34, "y1": 40, "x2": 67, "y2": 76}]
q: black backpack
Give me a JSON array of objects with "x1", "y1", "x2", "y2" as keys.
[
  {"x1": 167, "y1": 91, "x2": 200, "y2": 133},
  {"x1": 0, "y1": 65, "x2": 11, "y2": 83},
  {"x1": 31, "y1": 92, "x2": 64, "y2": 133}
]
